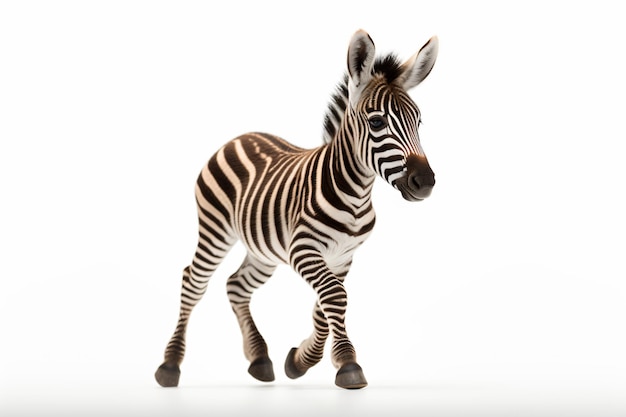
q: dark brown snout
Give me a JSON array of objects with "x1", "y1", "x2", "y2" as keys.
[{"x1": 397, "y1": 154, "x2": 435, "y2": 201}]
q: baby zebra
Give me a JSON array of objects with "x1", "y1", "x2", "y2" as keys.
[{"x1": 155, "y1": 29, "x2": 438, "y2": 389}]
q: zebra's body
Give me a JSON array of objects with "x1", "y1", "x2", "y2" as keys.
[
  {"x1": 156, "y1": 30, "x2": 439, "y2": 389},
  {"x1": 203, "y1": 132, "x2": 375, "y2": 267}
]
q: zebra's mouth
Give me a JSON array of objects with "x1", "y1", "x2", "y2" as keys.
[
  {"x1": 401, "y1": 192, "x2": 425, "y2": 202},
  {"x1": 397, "y1": 183, "x2": 429, "y2": 202}
]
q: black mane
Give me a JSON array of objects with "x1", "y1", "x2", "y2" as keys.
[{"x1": 372, "y1": 53, "x2": 403, "y2": 83}]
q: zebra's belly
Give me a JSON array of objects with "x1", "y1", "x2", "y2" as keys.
[
  {"x1": 236, "y1": 228, "x2": 291, "y2": 266},
  {"x1": 235, "y1": 220, "x2": 373, "y2": 274}
]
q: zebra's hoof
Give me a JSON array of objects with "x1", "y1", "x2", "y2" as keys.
[
  {"x1": 155, "y1": 363, "x2": 181, "y2": 387},
  {"x1": 248, "y1": 356, "x2": 275, "y2": 382},
  {"x1": 335, "y1": 363, "x2": 367, "y2": 389},
  {"x1": 284, "y1": 347, "x2": 307, "y2": 379}
]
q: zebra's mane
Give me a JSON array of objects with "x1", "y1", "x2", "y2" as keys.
[{"x1": 322, "y1": 53, "x2": 404, "y2": 144}]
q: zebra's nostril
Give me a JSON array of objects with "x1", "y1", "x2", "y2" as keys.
[
  {"x1": 408, "y1": 173, "x2": 435, "y2": 198},
  {"x1": 410, "y1": 175, "x2": 422, "y2": 190},
  {"x1": 410, "y1": 173, "x2": 435, "y2": 190}
]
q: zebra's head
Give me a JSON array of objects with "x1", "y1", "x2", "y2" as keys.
[{"x1": 345, "y1": 30, "x2": 438, "y2": 202}]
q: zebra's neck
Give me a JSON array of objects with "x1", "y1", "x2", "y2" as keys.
[
  {"x1": 324, "y1": 114, "x2": 376, "y2": 211},
  {"x1": 321, "y1": 73, "x2": 377, "y2": 211}
]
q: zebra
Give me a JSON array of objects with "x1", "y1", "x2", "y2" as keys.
[{"x1": 155, "y1": 29, "x2": 438, "y2": 389}]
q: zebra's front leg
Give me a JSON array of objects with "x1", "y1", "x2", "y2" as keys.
[
  {"x1": 227, "y1": 255, "x2": 277, "y2": 382},
  {"x1": 288, "y1": 258, "x2": 367, "y2": 389},
  {"x1": 284, "y1": 301, "x2": 329, "y2": 379}
]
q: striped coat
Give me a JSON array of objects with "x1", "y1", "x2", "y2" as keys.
[{"x1": 156, "y1": 29, "x2": 439, "y2": 389}]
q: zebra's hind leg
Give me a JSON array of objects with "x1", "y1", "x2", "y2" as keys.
[
  {"x1": 284, "y1": 301, "x2": 329, "y2": 379},
  {"x1": 155, "y1": 236, "x2": 235, "y2": 387},
  {"x1": 227, "y1": 254, "x2": 277, "y2": 382},
  {"x1": 155, "y1": 265, "x2": 206, "y2": 387}
]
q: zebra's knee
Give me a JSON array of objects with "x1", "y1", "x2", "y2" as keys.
[{"x1": 226, "y1": 272, "x2": 251, "y2": 307}]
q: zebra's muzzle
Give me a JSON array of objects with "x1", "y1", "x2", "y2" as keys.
[{"x1": 396, "y1": 154, "x2": 435, "y2": 202}]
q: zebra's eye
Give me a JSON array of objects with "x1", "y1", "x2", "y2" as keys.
[{"x1": 368, "y1": 115, "x2": 387, "y2": 131}]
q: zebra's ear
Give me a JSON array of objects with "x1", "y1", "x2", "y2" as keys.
[
  {"x1": 399, "y1": 36, "x2": 439, "y2": 90},
  {"x1": 347, "y1": 29, "x2": 375, "y2": 109}
]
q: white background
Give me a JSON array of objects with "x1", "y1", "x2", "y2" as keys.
[{"x1": 1, "y1": 1, "x2": 625, "y2": 416}]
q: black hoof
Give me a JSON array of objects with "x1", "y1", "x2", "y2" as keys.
[
  {"x1": 248, "y1": 357, "x2": 275, "y2": 382},
  {"x1": 335, "y1": 363, "x2": 367, "y2": 389},
  {"x1": 155, "y1": 363, "x2": 181, "y2": 387},
  {"x1": 284, "y1": 347, "x2": 307, "y2": 379}
]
